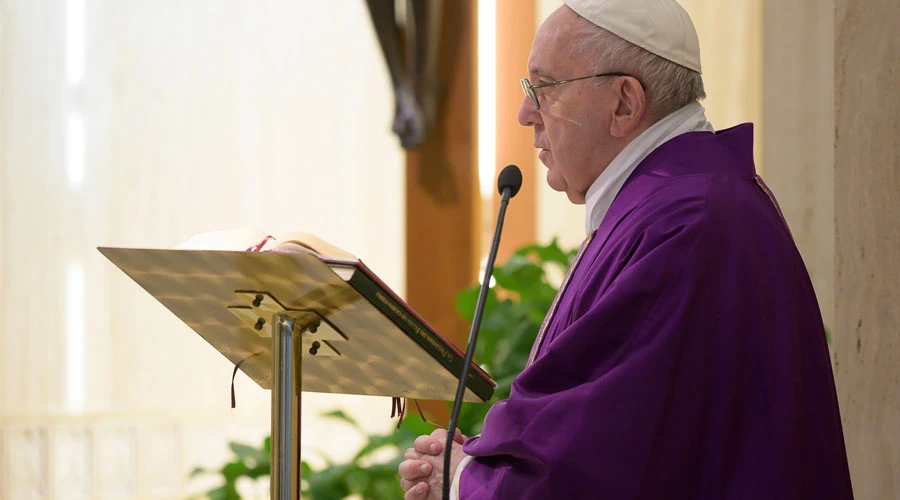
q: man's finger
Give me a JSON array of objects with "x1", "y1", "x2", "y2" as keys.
[
  {"x1": 400, "y1": 478, "x2": 417, "y2": 492},
  {"x1": 429, "y1": 427, "x2": 467, "y2": 444},
  {"x1": 398, "y1": 459, "x2": 432, "y2": 480},
  {"x1": 403, "y1": 481, "x2": 429, "y2": 500},
  {"x1": 414, "y1": 434, "x2": 442, "y2": 455},
  {"x1": 404, "y1": 447, "x2": 424, "y2": 460}
]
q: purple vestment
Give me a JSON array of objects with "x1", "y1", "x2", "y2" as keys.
[{"x1": 460, "y1": 125, "x2": 853, "y2": 499}]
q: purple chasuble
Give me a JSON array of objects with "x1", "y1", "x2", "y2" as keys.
[{"x1": 460, "y1": 125, "x2": 853, "y2": 499}]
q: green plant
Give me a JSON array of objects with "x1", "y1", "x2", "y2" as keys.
[
  {"x1": 451, "y1": 239, "x2": 576, "y2": 434},
  {"x1": 298, "y1": 410, "x2": 433, "y2": 498},
  {"x1": 189, "y1": 239, "x2": 576, "y2": 499},
  {"x1": 189, "y1": 439, "x2": 271, "y2": 500}
]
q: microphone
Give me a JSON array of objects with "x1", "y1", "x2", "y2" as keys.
[
  {"x1": 497, "y1": 164, "x2": 523, "y2": 198},
  {"x1": 442, "y1": 164, "x2": 523, "y2": 500}
]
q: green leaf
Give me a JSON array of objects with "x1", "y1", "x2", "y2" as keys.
[
  {"x1": 493, "y1": 255, "x2": 544, "y2": 292},
  {"x1": 221, "y1": 461, "x2": 249, "y2": 482},
  {"x1": 352, "y1": 431, "x2": 403, "y2": 462},
  {"x1": 301, "y1": 461, "x2": 314, "y2": 478},
  {"x1": 245, "y1": 464, "x2": 270, "y2": 480},
  {"x1": 455, "y1": 285, "x2": 496, "y2": 321},
  {"x1": 454, "y1": 285, "x2": 479, "y2": 320},
  {"x1": 321, "y1": 409, "x2": 363, "y2": 432},
  {"x1": 306, "y1": 463, "x2": 353, "y2": 499},
  {"x1": 515, "y1": 238, "x2": 572, "y2": 268},
  {"x1": 204, "y1": 485, "x2": 228, "y2": 500},
  {"x1": 229, "y1": 441, "x2": 266, "y2": 463},
  {"x1": 480, "y1": 300, "x2": 518, "y2": 332}
]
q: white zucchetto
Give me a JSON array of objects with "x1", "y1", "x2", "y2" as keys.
[{"x1": 564, "y1": 0, "x2": 702, "y2": 73}]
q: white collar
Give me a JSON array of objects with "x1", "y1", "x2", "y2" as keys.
[{"x1": 584, "y1": 102, "x2": 715, "y2": 234}]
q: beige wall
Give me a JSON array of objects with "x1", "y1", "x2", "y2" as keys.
[
  {"x1": 833, "y1": 0, "x2": 900, "y2": 497},
  {"x1": 762, "y1": 0, "x2": 835, "y2": 329},
  {"x1": 0, "y1": 0, "x2": 403, "y2": 498},
  {"x1": 535, "y1": 0, "x2": 585, "y2": 249}
]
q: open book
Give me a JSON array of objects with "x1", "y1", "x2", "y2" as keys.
[
  {"x1": 100, "y1": 229, "x2": 495, "y2": 402},
  {"x1": 177, "y1": 228, "x2": 357, "y2": 260}
]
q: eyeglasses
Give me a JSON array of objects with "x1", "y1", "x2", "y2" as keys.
[{"x1": 520, "y1": 72, "x2": 637, "y2": 110}]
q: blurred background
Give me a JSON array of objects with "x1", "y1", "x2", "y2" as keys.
[{"x1": 1, "y1": 0, "x2": 896, "y2": 499}]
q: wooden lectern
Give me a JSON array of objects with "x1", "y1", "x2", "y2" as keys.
[{"x1": 99, "y1": 247, "x2": 495, "y2": 499}]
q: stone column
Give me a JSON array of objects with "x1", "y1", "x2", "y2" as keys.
[
  {"x1": 833, "y1": 0, "x2": 900, "y2": 497},
  {"x1": 762, "y1": 0, "x2": 834, "y2": 329}
]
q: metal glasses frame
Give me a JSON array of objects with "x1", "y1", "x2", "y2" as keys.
[{"x1": 520, "y1": 72, "x2": 641, "y2": 109}]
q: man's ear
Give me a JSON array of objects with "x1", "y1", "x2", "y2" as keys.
[{"x1": 610, "y1": 77, "x2": 647, "y2": 138}]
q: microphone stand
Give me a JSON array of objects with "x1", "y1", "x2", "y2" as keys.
[{"x1": 442, "y1": 165, "x2": 521, "y2": 500}]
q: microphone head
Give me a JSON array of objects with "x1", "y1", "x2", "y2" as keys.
[{"x1": 497, "y1": 164, "x2": 523, "y2": 198}]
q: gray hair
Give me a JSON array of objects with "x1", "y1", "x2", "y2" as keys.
[{"x1": 570, "y1": 20, "x2": 706, "y2": 122}]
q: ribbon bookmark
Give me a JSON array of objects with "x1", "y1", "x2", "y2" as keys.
[
  {"x1": 231, "y1": 360, "x2": 244, "y2": 409},
  {"x1": 391, "y1": 398, "x2": 434, "y2": 429},
  {"x1": 246, "y1": 235, "x2": 275, "y2": 252}
]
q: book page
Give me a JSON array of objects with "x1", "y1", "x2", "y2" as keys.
[
  {"x1": 175, "y1": 228, "x2": 267, "y2": 251},
  {"x1": 275, "y1": 232, "x2": 356, "y2": 260},
  {"x1": 175, "y1": 228, "x2": 356, "y2": 261}
]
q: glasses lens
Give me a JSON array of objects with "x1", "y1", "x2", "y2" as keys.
[{"x1": 520, "y1": 78, "x2": 539, "y2": 109}]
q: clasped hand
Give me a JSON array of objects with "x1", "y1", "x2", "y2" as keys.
[{"x1": 398, "y1": 428, "x2": 468, "y2": 500}]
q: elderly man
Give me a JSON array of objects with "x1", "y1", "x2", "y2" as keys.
[{"x1": 399, "y1": 0, "x2": 853, "y2": 498}]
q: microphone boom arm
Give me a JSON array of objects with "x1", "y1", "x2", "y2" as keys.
[{"x1": 442, "y1": 165, "x2": 521, "y2": 500}]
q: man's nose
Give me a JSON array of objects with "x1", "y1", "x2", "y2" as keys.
[{"x1": 517, "y1": 95, "x2": 540, "y2": 127}]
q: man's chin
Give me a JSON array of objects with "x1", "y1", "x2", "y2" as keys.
[
  {"x1": 545, "y1": 172, "x2": 566, "y2": 193},
  {"x1": 564, "y1": 190, "x2": 587, "y2": 204},
  {"x1": 546, "y1": 173, "x2": 587, "y2": 204}
]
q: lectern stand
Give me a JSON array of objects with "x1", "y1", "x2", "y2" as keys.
[
  {"x1": 272, "y1": 313, "x2": 301, "y2": 500},
  {"x1": 98, "y1": 246, "x2": 495, "y2": 500}
]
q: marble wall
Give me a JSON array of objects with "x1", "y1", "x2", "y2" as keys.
[
  {"x1": 833, "y1": 0, "x2": 900, "y2": 497},
  {"x1": 762, "y1": 0, "x2": 835, "y2": 329},
  {"x1": 1, "y1": 417, "x2": 184, "y2": 500},
  {"x1": 765, "y1": 0, "x2": 900, "y2": 494}
]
